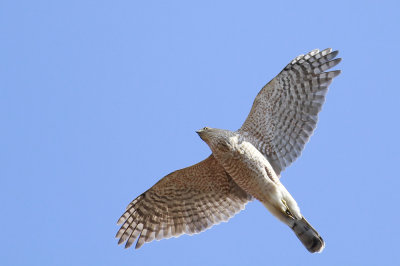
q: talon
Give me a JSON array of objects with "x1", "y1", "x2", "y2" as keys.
[{"x1": 282, "y1": 199, "x2": 294, "y2": 219}]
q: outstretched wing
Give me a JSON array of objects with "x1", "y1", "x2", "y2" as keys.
[
  {"x1": 116, "y1": 155, "x2": 252, "y2": 249},
  {"x1": 239, "y1": 48, "x2": 341, "y2": 175}
]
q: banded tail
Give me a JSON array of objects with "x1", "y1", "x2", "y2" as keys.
[{"x1": 291, "y1": 217, "x2": 325, "y2": 253}]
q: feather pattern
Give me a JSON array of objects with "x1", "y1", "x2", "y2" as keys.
[
  {"x1": 116, "y1": 155, "x2": 252, "y2": 249},
  {"x1": 239, "y1": 48, "x2": 341, "y2": 174}
]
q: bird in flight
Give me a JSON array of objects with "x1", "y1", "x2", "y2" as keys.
[{"x1": 116, "y1": 48, "x2": 341, "y2": 253}]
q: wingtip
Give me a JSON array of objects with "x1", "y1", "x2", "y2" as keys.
[
  {"x1": 321, "y1": 47, "x2": 332, "y2": 54},
  {"x1": 329, "y1": 50, "x2": 339, "y2": 59},
  {"x1": 124, "y1": 240, "x2": 134, "y2": 249},
  {"x1": 117, "y1": 237, "x2": 126, "y2": 245},
  {"x1": 135, "y1": 239, "x2": 145, "y2": 249},
  {"x1": 115, "y1": 229, "x2": 123, "y2": 239},
  {"x1": 117, "y1": 216, "x2": 124, "y2": 225}
]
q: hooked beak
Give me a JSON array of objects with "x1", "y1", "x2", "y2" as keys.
[
  {"x1": 196, "y1": 129, "x2": 206, "y2": 140},
  {"x1": 196, "y1": 127, "x2": 210, "y2": 140}
]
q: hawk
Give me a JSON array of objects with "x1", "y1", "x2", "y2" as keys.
[{"x1": 116, "y1": 48, "x2": 341, "y2": 253}]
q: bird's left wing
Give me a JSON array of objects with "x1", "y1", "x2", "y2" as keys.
[
  {"x1": 116, "y1": 155, "x2": 252, "y2": 249},
  {"x1": 239, "y1": 48, "x2": 341, "y2": 175}
]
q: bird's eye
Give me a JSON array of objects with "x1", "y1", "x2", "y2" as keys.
[{"x1": 203, "y1": 127, "x2": 209, "y2": 130}]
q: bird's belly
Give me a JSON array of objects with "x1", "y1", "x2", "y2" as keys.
[{"x1": 216, "y1": 142, "x2": 280, "y2": 202}]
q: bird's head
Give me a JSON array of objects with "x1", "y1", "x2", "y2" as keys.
[
  {"x1": 196, "y1": 127, "x2": 215, "y2": 142},
  {"x1": 196, "y1": 127, "x2": 235, "y2": 153}
]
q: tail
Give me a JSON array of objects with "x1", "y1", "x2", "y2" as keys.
[{"x1": 290, "y1": 217, "x2": 325, "y2": 253}]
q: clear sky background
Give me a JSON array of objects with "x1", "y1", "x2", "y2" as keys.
[{"x1": 1, "y1": 1, "x2": 399, "y2": 265}]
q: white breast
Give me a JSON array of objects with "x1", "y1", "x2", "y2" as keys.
[{"x1": 213, "y1": 135, "x2": 281, "y2": 203}]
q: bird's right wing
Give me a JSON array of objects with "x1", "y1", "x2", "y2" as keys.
[
  {"x1": 239, "y1": 48, "x2": 341, "y2": 175},
  {"x1": 116, "y1": 155, "x2": 252, "y2": 249}
]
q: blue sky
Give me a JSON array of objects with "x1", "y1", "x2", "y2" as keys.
[{"x1": 1, "y1": 1, "x2": 400, "y2": 265}]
